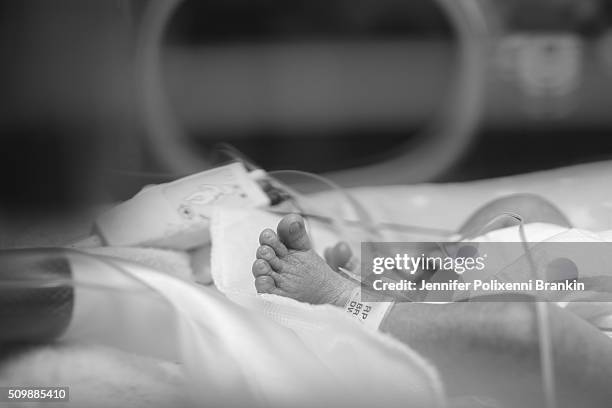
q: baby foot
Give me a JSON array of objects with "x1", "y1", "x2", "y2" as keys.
[{"x1": 252, "y1": 214, "x2": 357, "y2": 306}]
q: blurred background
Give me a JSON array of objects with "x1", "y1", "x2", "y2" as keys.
[{"x1": 1, "y1": 0, "x2": 612, "y2": 215}]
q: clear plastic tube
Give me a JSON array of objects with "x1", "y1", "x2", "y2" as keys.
[
  {"x1": 138, "y1": 0, "x2": 488, "y2": 184},
  {"x1": 453, "y1": 212, "x2": 557, "y2": 408}
]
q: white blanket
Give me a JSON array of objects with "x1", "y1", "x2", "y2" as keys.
[
  {"x1": 5, "y1": 160, "x2": 612, "y2": 407},
  {"x1": 1, "y1": 244, "x2": 444, "y2": 408}
]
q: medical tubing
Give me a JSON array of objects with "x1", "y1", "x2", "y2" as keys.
[
  {"x1": 456, "y1": 212, "x2": 557, "y2": 408},
  {"x1": 262, "y1": 170, "x2": 557, "y2": 408},
  {"x1": 268, "y1": 169, "x2": 383, "y2": 242},
  {"x1": 0, "y1": 249, "x2": 73, "y2": 343},
  {"x1": 0, "y1": 198, "x2": 556, "y2": 408},
  {"x1": 0, "y1": 249, "x2": 172, "y2": 345},
  {"x1": 139, "y1": 0, "x2": 488, "y2": 184}
]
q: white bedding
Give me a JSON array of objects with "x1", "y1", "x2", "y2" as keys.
[
  {"x1": 3, "y1": 160, "x2": 612, "y2": 407},
  {"x1": 333, "y1": 160, "x2": 612, "y2": 233}
]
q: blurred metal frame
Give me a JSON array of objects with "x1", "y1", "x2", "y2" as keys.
[{"x1": 138, "y1": 0, "x2": 489, "y2": 186}]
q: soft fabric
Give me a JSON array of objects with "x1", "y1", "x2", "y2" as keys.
[
  {"x1": 210, "y1": 207, "x2": 446, "y2": 408},
  {"x1": 0, "y1": 248, "x2": 192, "y2": 408},
  {"x1": 0, "y1": 345, "x2": 187, "y2": 408},
  {"x1": 318, "y1": 160, "x2": 612, "y2": 236},
  {"x1": 84, "y1": 246, "x2": 193, "y2": 281},
  {"x1": 5, "y1": 160, "x2": 612, "y2": 407},
  {"x1": 3, "y1": 246, "x2": 445, "y2": 408}
]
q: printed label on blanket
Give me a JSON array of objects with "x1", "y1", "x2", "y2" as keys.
[
  {"x1": 96, "y1": 163, "x2": 269, "y2": 249},
  {"x1": 162, "y1": 162, "x2": 269, "y2": 220}
]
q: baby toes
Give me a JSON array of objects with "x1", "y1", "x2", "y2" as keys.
[
  {"x1": 259, "y1": 228, "x2": 288, "y2": 257},
  {"x1": 277, "y1": 214, "x2": 311, "y2": 251},
  {"x1": 252, "y1": 259, "x2": 274, "y2": 277},
  {"x1": 256, "y1": 244, "x2": 285, "y2": 271},
  {"x1": 254, "y1": 275, "x2": 277, "y2": 294},
  {"x1": 325, "y1": 241, "x2": 353, "y2": 270}
]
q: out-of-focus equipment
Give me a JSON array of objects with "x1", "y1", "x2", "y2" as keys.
[
  {"x1": 93, "y1": 156, "x2": 383, "y2": 250},
  {"x1": 135, "y1": 0, "x2": 612, "y2": 185},
  {"x1": 138, "y1": 0, "x2": 489, "y2": 185}
]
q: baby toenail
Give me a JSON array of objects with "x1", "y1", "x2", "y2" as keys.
[{"x1": 260, "y1": 246, "x2": 272, "y2": 258}]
